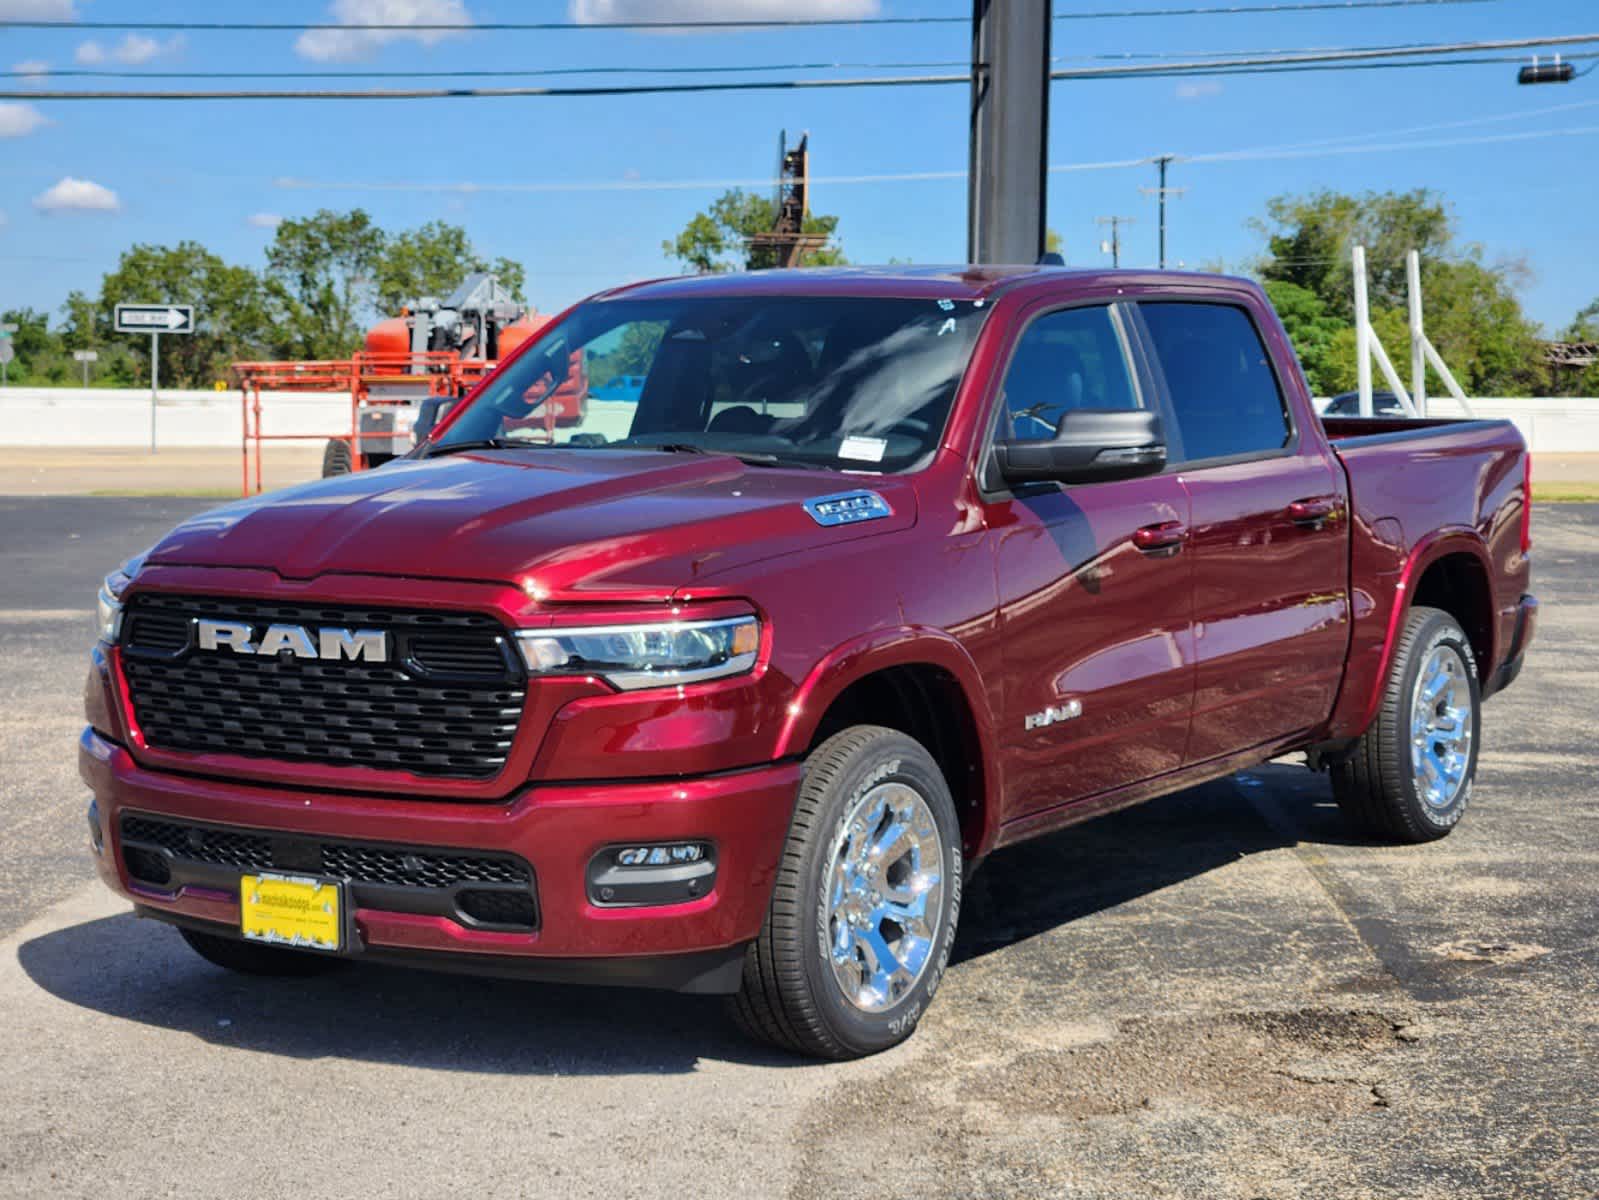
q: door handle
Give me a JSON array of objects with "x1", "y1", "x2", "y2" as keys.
[
  {"x1": 1287, "y1": 496, "x2": 1343, "y2": 528},
  {"x1": 1133, "y1": 521, "x2": 1188, "y2": 555}
]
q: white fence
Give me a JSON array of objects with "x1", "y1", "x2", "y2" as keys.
[
  {"x1": 1, "y1": 387, "x2": 1598, "y2": 453},
  {"x1": 1313, "y1": 395, "x2": 1599, "y2": 453},
  {"x1": 0, "y1": 387, "x2": 352, "y2": 448}
]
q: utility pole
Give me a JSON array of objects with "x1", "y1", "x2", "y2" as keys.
[
  {"x1": 1139, "y1": 155, "x2": 1187, "y2": 269},
  {"x1": 967, "y1": 0, "x2": 1052, "y2": 263},
  {"x1": 1096, "y1": 216, "x2": 1136, "y2": 268}
]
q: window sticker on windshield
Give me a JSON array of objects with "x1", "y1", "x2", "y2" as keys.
[
  {"x1": 839, "y1": 436, "x2": 888, "y2": 463},
  {"x1": 937, "y1": 298, "x2": 954, "y2": 311},
  {"x1": 936, "y1": 317, "x2": 956, "y2": 336}
]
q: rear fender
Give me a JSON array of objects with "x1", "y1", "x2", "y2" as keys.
[{"x1": 1333, "y1": 527, "x2": 1494, "y2": 739}]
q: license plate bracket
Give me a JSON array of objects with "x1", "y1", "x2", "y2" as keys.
[{"x1": 240, "y1": 872, "x2": 343, "y2": 953}]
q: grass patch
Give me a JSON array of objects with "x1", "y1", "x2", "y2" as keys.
[
  {"x1": 1533, "y1": 482, "x2": 1599, "y2": 503},
  {"x1": 88, "y1": 488, "x2": 239, "y2": 499}
]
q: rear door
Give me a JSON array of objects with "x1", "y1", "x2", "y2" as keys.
[
  {"x1": 1132, "y1": 300, "x2": 1349, "y2": 763},
  {"x1": 986, "y1": 301, "x2": 1195, "y2": 820}
]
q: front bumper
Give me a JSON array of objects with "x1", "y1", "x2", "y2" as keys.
[{"x1": 80, "y1": 728, "x2": 801, "y2": 993}]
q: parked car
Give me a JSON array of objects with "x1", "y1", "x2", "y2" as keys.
[
  {"x1": 84, "y1": 267, "x2": 1535, "y2": 1059},
  {"x1": 1323, "y1": 389, "x2": 1409, "y2": 417}
]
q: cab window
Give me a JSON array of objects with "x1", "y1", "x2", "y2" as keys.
[
  {"x1": 1138, "y1": 302, "x2": 1291, "y2": 463},
  {"x1": 998, "y1": 306, "x2": 1140, "y2": 442}
]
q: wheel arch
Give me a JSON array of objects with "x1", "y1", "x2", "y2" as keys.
[
  {"x1": 1372, "y1": 530, "x2": 1498, "y2": 717},
  {"x1": 776, "y1": 629, "x2": 1000, "y2": 859},
  {"x1": 1409, "y1": 548, "x2": 1496, "y2": 676}
]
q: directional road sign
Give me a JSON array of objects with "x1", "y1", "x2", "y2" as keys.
[{"x1": 114, "y1": 304, "x2": 195, "y2": 335}]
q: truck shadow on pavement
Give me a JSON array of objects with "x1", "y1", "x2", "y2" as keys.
[
  {"x1": 18, "y1": 764, "x2": 1352, "y2": 1073},
  {"x1": 953, "y1": 764, "x2": 1357, "y2": 965}
]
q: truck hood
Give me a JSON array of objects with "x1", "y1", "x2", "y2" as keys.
[{"x1": 147, "y1": 450, "x2": 917, "y2": 601}]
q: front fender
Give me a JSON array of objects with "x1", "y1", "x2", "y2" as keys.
[{"x1": 775, "y1": 625, "x2": 1004, "y2": 857}]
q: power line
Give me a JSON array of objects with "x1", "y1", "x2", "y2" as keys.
[
  {"x1": 0, "y1": 0, "x2": 1502, "y2": 33},
  {"x1": 8, "y1": 33, "x2": 1597, "y2": 101},
  {"x1": 8, "y1": 32, "x2": 1594, "y2": 101},
  {"x1": 269, "y1": 119, "x2": 1599, "y2": 196},
  {"x1": 2, "y1": 61, "x2": 973, "y2": 81},
  {"x1": 0, "y1": 39, "x2": 1520, "y2": 81}
]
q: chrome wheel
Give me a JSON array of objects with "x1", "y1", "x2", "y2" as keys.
[
  {"x1": 824, "y1": 781, "x2": 945, "y2": 1013},
  {"x1": 1410, "y1": 643, "x2": 1474, "y2": 809}
]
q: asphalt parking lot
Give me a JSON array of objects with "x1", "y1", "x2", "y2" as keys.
[{"x1": 0, "y1": 494, "x2": 1593, "y2": 1200}]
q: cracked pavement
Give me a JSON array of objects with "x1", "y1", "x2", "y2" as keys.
[{"x1": 0, "y1": 496, "x2": 1593, "y2": 1199}]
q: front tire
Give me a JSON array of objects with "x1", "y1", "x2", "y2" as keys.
[
  {"x1": 732, "y1": 726, "x2": 962, "y2": 1059},
  {"x1": 1331, "y1": 606, "x2": 1481, "y2": 843},
  {"x1": 179, "y1": 927, "x2": 344, "y2": 977}
]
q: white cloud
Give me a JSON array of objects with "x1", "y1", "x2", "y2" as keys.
[
  {"x1": 570, "y1": 0, "x2": 877, "y2": 22},
  {"x1": 76, "y1": 34, "x2": 183, "y2": 66},
  {"x1": 295, "y1": 0, "x2": 474, "y2": 62},
  {"x1": 33, "y1": 177, "x2": 120, "y2": 214},
  {"x1": 1175, "y1": 80, "x2": 1224, "y2": 101},
  {"x1": 247, "y1": 212, "x2": 284, "y2": 229},
  {"x1": 0, "y1": 102, "x2": 49, "y2": 138},
  {"x1": 0, "y1": 1, "x2": 76, "y2": 17}
]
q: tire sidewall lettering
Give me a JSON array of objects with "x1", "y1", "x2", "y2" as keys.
[{"x1": 809, "y1": 739, "x2": 961, "y2": 1052}]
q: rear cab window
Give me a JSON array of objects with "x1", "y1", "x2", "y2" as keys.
[{"x1": 1137, "y1": 302, "x2": 1291, "y2": 464}]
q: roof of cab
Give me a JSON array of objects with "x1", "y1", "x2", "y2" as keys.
[{"x1": 594, "y1": 264, "x2": 1258, "y2": 305}]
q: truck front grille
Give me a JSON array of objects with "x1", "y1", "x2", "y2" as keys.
[
  {"x1": 120, "y1": 814, "x2": 538, "y2": 932},
  {"x1": 119, "y1": 594, "x2": 525, "y2": 780}
]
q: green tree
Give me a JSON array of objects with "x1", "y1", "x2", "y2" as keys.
[
  {"x1": 1261, "y1": 280, "x2": 1345, "y2": 394},
  {"x1": 664, "y1": 189, "x2": 847, "y2": 273},
  {"x1": 1254, "y1": 189, "x2": 1546, "y2": 397},
  {"x1": 1255, "y1": 188, "x2": 1453, "y2": 318},
  {"x1": 0, "y1": 307, "x2": 64, "y2": 382},
  {"x1": 1565, "y1": 298, "x2": 1599, "y2": 341},
  {"x1": 98, "y1": 241, "x2": 276, "y2": 387},
  {"x1": 265, "y1": 209, "x2": 386, "y2": 359},
  {"x1": 373, "y1": 219, "x2": 526, "y2": 314}
]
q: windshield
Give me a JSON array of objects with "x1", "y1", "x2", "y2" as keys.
[{"x1": 431, "y1": 294, "x2": 990, "y2": 473}]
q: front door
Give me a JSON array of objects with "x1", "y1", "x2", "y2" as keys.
[
  {"x1": 1134, "y1": 300, "x2": 1350, "y2": 762},
  {"x1": 987, "y1": 303, "x2": 1196, "y2": 820}
]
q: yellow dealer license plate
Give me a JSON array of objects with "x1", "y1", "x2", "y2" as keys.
[{"x1": 240, "y1": 873, "x2": 343, "y2": 953}]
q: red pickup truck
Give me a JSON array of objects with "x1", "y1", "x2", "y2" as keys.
[{"x1": 83, "y1": 266, "x2": 1536, "y2": 1059}]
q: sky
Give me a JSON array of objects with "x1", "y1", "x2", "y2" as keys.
[{"x1": 1, "y1": 0, "x2": 1596, "y2": 333}]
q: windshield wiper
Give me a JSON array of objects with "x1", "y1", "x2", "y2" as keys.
[
  {"x1": 423, "y1": 437, "x2": 579, "y2": 458},
  {"x1": 627, "y1": 442, "x2": 829, "y2": 471}
]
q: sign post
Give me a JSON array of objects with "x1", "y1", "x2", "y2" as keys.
[
  {"x1": 0, "y1": 323, "x2": 16, "y2": 387},
  {"x1": 73, "y1": 348, "x2": 99, "y2": 386},
  {"x1": 114, "y1": 304, "x2": 194, "y2": 453}
]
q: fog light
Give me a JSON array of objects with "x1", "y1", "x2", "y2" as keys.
[
  {"x1": 616, "y1": 843, "x2": 705, "y2": 867},
  {"x1": 588, "y1": 842, "x2": 716, "y2": 907}
]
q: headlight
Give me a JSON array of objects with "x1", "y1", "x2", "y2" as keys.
[
  {"x1": 96, "y1": 556, "x2": 144, "y2": 643},
  {"x1": 515, "y1": 616, "x2": 759, "y2": 691}
]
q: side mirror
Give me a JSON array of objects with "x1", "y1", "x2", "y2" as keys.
[{"x1": 993, "y1": 408, "x2": 1166, "y2": 487}]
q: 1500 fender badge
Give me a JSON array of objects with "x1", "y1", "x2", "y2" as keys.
[
  {"x1": 803, "y1": 490, "x2": 892, "y2": 527},
  {"x1": 1024, "y1": 699, "x2": 1083, "y2": 731}
]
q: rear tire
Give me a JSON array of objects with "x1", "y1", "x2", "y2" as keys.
[
  {"x1": 179, "y1": 927, "x2": 344, "y2": 977},
  {"x1": 731, "y1": 726, "x2": 962, "y2": 1059},
  {"x1": 1331, "y1": 606, "x2": 1481, "y2": 843},
  {"x1": 321, "y1": 439, "x2": 353, "y2": 477}
]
